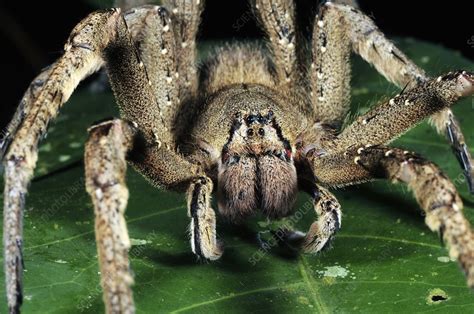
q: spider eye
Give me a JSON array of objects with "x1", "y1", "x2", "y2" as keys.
[
  {"x1": 247, "y1": 129, "x2": 254, "y2": 137},
  {"x1": 258, "y1": 128, "x2": 265, "y2": 136}
]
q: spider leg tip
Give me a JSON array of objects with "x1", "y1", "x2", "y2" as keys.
[
  {"x1": 455, "y1": 71, "x2": 474, "y2": 97},
  {"x1": 466, "y1": 175, "x2": 474, "y2": 195}
]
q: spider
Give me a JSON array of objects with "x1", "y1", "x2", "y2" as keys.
[{"x1": 2, "y1": 0, "x2": 474, "y2": 313}]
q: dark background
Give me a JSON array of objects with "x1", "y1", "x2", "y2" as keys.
[{"x1": 0, "y1": 0, "x2": 472, "y2": 131}]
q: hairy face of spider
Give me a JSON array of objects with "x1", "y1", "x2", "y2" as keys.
[{"x1": 217, "y1": 111, "x2": 298, "y2": 221}]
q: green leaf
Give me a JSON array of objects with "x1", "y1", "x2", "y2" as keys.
[{"x1": 1, "y1": 39, "x2": 474, "y2": 313}]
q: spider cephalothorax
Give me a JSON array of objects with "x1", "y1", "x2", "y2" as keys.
[{"x1": 2, "y1": 0, "x2": 474, "y2": 313}]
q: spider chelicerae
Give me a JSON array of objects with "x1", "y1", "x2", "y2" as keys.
[{"x1": 2, "y1": 0, "x2": 474, "y2": 313}]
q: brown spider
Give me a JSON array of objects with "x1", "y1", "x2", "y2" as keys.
[{"x1": 2, "y1": 0, "x2": 474, "y2": 313}]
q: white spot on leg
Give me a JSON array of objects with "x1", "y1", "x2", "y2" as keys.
[
  {"x1": 317, "y1": 20, "x2": 324, "y2": 28},
  {"x1": 163, "y1": 25, "x2": 170, "y2": 32},
  {"x1": 320, "y1": 46, "x2": 327, "y2": 53},
  {"x1": 156, "y1": 140, "x2": 162, "y2": 149},
  {"x1": 354, "y1": 156, "x2": 361, "y2": 165},
  {"x1": 389, "y1": 99, "x2": 395, "y2": 105},
  {"x1": 95, "y1": 188, "x2": 103, "y2": 200},
  {"x1": 166, "y1": 76, "x2": 173, "y2": 84},
  {"x1": 161, "y1": 48, "x2": 168, "y2": 55}
]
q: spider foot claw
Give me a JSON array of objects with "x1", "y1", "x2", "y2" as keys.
[
  {"x1": 194, "y1": 239, "x2": 224, "y2": 262},
  {"x1": 462, "y1": 161, "x2": 474, "y2": 195},
  {"x1": 256, "y1": 228, "x2": 305, "y2": 253},
  {"x1": 446, "y1": 117, "x2": 474, "y2": 194},
  {"x1": 442, "y1": 70, "x2": 474, "y2": 97},
  {"x1": 272, "y1": 229, "x2": 306, "y2": 251}
]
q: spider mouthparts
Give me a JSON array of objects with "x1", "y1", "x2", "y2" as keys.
[{"x1": 249, "y1": 144, "x2": 264, "y2": 155}]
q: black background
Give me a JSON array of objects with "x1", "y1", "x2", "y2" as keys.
[{"x1": 1, "y1": 0, "x2": 473, "y2": 131}]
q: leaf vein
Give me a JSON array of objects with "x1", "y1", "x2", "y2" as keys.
[{"x1": 169, "y1": 282, "x2": 305, "y2": 313}]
